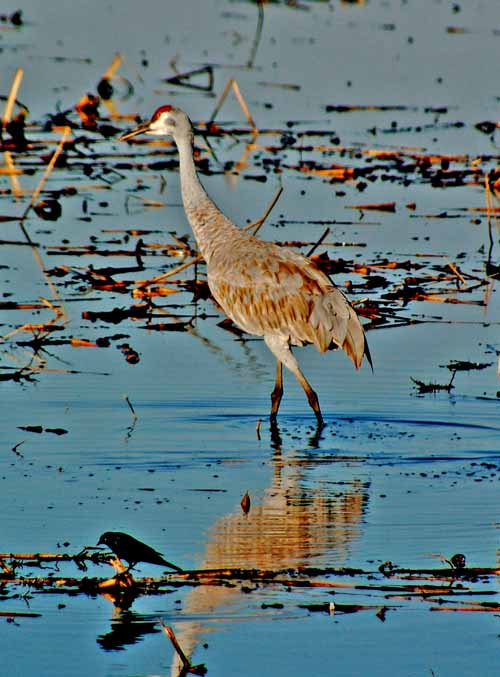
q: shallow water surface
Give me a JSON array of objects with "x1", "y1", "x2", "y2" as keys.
[{"x1": 1, "y1": 2, "x2": 499, "y2": 676}]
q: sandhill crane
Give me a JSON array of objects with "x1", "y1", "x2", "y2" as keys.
[{"x1": 120, "y1": 106, "x2": 371, "y2": 427}]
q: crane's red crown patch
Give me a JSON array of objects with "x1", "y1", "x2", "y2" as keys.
[{"x1": 151, "y1": 105, "x2": 173, "y2": 121}]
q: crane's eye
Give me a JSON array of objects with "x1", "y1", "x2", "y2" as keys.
[{"x1": 165, "y1": 117, "x2": 176, "y2": 126}]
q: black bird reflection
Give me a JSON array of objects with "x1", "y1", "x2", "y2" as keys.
[
  {"x1": 97, "y1": 531, "x2": 183, "y2": 573},
  {"x1": 97, "y1": 610, "x2": 160, "y2": 651}
]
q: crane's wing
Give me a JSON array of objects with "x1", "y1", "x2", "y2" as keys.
[{"x1": 208, "y1": 235, "x2": 369, "y2": 369}]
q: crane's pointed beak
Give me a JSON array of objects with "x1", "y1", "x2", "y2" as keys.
[{"x1": 118, "y1": 120, "x2": 151, "y2": 141}]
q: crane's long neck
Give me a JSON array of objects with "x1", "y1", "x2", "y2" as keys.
[{"x1": 175, "y1": 135, "x2": 239, "y2": 262}]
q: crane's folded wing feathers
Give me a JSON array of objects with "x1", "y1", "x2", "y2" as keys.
[{"x1": 208, "y1": 236, "x2": 368, "y2": 368}]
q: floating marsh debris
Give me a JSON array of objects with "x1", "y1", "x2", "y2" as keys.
[
  {"x1": 17, "y1": 425, "x2": 68, "y2": 435},
  {"x1": 163, "y1": 66, "x2": 215, "y2": 93},
  {"x1": 1, "y1": 552, "x2": 498, "y2": 618},
  {"x1": 347, "y1": 201, "x2": 396, "y2": 213},
  {"x1": 2, "y1": 67, "x2": 24, "y2": 127},
  {"x1": 160, "y1": 622, "x2": 207, "y2": 676},
  {"x1": 208, "y1": 78, "x2": 258, "y2": 132},
  {"x1": 0, "y1": 10, "x2": 24, "y2": 27},
  {"x1": 124, "y1": 393, "x2": 138, "y2": 419},
  {"x1": 240, "y1": 490, "x2": 251, "y2": 515},
  {"x1": 442, "y1": 360, "x2": 493, "y2": 372},
  {"x1": 411, "y1": 370, "x2": 457, "y2": 394},
  {"x1": 247, "y1": 0, "x2": 265, "y2": 69},
  {"x1": 326, "y1": 104, "x2": 418, "y2": 113},
  {"x1": 20, "y1": 126, "x2": 71, "y2": 222}
]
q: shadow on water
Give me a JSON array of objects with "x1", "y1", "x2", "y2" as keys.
[{"x1": 97, "y1": 609, "x2": 160, "y2": 651}]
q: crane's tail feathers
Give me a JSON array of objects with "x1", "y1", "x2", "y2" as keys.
[
  {"x1": 341, "y1": 307, "x2": 372, "y2": 371},
  {"x1": 363, "y1": 334, "x2": 374, "y2": 372},
  {"x1": 310, "y1": 288, "x2": 372, "y2": 369}
]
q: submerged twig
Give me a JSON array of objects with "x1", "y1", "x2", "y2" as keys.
[
  {"x1": 136, "y1": 253, "x2": 204, "y2": 289},
  {"x1": 307, "y1": 227, "x2": 330, "y2": 257},
  {"x1": 445, "y1": 258, "x2": 467, "y2": 285},
  {"x1": 2, "y1": 67, "x2": 24, "y2": 125},
  {"x1": 209, "y1": 79, "x2": 258, "y2": 132},
  {"x1": 247, "y1": 1, "x2": 265, "y2": 69},
  {"x1": 484, "y1": 172, "x2": 499, "y2": 269},
  {"x1": 159, "y1": 622, "x2": 207, "y2": 675},
  {"x1": 3, "y1": 150, "x2": 23, "y2": 199},
  {"x1": 20, "y1": 126, "x2": 71, "y2": 223},
  {"x1": 124, "y1": 394, "x2": 138, "y2": 419},
  {"x1": 411, "y1": 370, "x2": 457, "y2": 393},
  {"x1": 160, "y1": 623, "x2": 191, "y2": 669},
  {"x1": 244, "y1": 186, "x2": 283, "y2": 236},
  {"x1": 102, "y1": 52, "x2": 122, "y2": 81},
  {"x1": 163, "y1": 66, "x2": 214, "y2": 93}
]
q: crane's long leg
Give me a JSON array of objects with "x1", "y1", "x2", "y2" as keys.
[
  {"x1": 270, "y1": 359, "x2": 283, "y2": 421},
  {"x1": 264, "y1": 334, "x2": 324, "y2": 427},
  {"x1": 293, "y1": 368, "x2": 323, "y2": 427}
]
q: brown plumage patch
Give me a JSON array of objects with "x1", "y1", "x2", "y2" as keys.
[{"x1": 209, "y1": 254, "x2": 367, "y2": 368}]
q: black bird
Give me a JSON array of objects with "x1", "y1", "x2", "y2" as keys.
[{"x1": 97, "y1": 531, "x2": 183, "y2": 572}]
